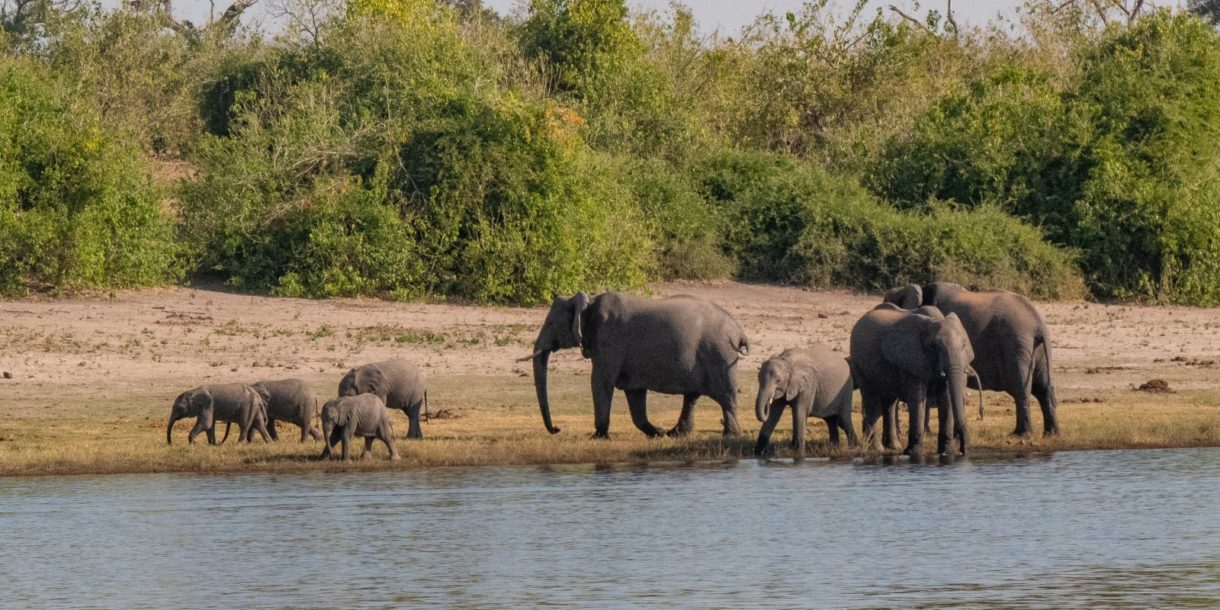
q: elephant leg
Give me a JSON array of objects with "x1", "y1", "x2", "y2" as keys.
[
  {"x1": 712, "y1": 391, "x2": 742, "y2": 436},
  {"x1": 361, "y1": 437, "x2": 374, "y2": 460},
  {"x1": 791, "y1": 405, "x2": 807, "y2": 459},
  {"x1": 755, "y1": 402, "x2": 787, "y2": 457},
  {"x1": 860, "y1": 394, "x2": 884, "y2": 450},
  {"x1": 382, "y1": 424, "x2": 400, "y2": 461},
  {"x1": 266, "y1": 419, "x2": 280, "y2": 442},
  {"x1": 825, "y1": 416, "x2": 840, "y2": 447},
  {"x1": 1012, "y1": 389, "x2": 1034, "y2": 437},
  {"x1": 340, "y1": 429, "x2": 352, "y2": 460},
  {"x1": 307, "y1": 424, "x2": 323, "y2": 442},
  {"x1": 840, "y1": 413, "x2": 858, "y2": 449},
  {"x1": 903, "y1": 384, "x2": 928, "y2": 456},
  {"x1": 1033, "y1": 375, "x2": 1059, "y2": 436},
  {"x1": 667, "y1": 393, "x2": 700, "y2": 437},
  {"x1": 883, "y1": 400, "x2": 901, "y2": 451},
  {"x1": 188, "y1": 419, "x2": 208, "y2": 445},
  {"x1": 591, "y1": 366, "x2": 616, "y2": 439},
  {"x1": 250, "y1": 414, "x2": 272, "y2": 443},
  {"x1": 624, "y1": 389, "x2": 664, "y2": 438},
  {"x1": 405, "y1": 402, "x2": 423, "y2": 439}
]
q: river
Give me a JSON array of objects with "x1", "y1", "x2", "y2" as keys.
[{"x1": 1, "y1": 448, "x2": 1218, "y2": 608}]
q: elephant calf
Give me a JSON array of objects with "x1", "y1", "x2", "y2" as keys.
[
  {"x1": 755, "y1": 346, "x2": 857, "y2": 459},
  {"x1": 339, "y1": 359, "x2": 428, "y2": 439},
  {"x1": 319, "y1": 394, "x2": 400, "y2": 461},
  {"x1": 221, "y1": 378, "x2": 321, "y2": 443},
  {"x1": 167, "y1": 383, "x2": 271, "y2": 446}
]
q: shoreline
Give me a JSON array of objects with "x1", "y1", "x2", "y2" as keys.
[{"x1": 3, "y1": 281, "x2": 1220, "y2": 478}]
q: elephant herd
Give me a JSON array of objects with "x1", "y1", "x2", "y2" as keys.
[{"x1": 165, "y1": 281, "x2": 1059, "y2": 460}]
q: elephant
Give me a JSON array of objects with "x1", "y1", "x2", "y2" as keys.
[
  {"x1": 339, "y1": 359, "x2": 428, "y2": 439},
  {"x1": 849, "y1": 303, "x2": 975, "y2": 456},
  {"x1": 319, "y1": 394, "x2": 400, "y2": 461},
  {"x1": 754, "y1": 345, "x2": 857, "y2": 459},
  {"x1": 166, "y1": 383, "x2": 271, "y2": 446},
  {"x1": 884, "y1": 281, "x2": 1059, "y2": 436},
  {"x1": 219, "y1": 378, "x2": 321, "y2": 443},
  {"x1": 525, "y1": 292, "x2": 749, "y2": 438}
]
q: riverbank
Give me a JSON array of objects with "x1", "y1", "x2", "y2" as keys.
[{"x1": 2, "y1": 282, "x2": 1219, "y2": 476}]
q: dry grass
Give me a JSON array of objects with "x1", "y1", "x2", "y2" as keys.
[
  {"x1": 2, "y1": 374, "x2": 1218, "y2": 476},
  {"x1": 3, "y1": 282, "x2": 1220, "y2": 476}
]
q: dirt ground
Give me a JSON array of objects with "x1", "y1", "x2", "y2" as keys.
[{"x1": 2, "y1": 281, "x2": 1219, "y2": 475}]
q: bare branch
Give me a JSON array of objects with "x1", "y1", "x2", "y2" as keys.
[
  {"x1": 888, "y1": 4, "x2": 934, "y2": 34},
  {"x1": 946, "y1": 0, "x2": 959, "y2": 39}
]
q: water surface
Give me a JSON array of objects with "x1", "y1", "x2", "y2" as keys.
[{"x1": 1, "y1": 448, "x2": 1218, "y2": 608}]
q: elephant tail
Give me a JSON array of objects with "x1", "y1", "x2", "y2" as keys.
[
  {"x1": 735, "y1": 334, "x2": 749, "y2": 357},
  {"x1": 423, "y1": 391, "x2": 430, "y2": 422}
]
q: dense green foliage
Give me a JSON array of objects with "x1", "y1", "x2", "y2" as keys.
[
  {"x1": 4, "y1": 1, "x2": 1220, "y2": 303},
  {"x1": 0, "y1": 56, "x2": 178, "y2": 295}
]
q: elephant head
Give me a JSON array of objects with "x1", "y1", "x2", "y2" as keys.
[
  {"x1": 524, "y1": 292, "x2": 591, "y2": 434},
  {"x1": 883, "y1": 312, "x2": 975, "y2": 447},
  {"x1": 755, "y1": 357, "x2": 807, "y2": 422},
  {"x1": 319, "y1": 399, "x2": 348, "y2": 457},
  {"x1": 339, "y1": 366, "x2": 385, "y2": 398},
  {"x1": 883, "y1": 284, "x2": 923, "y2": 309},
  {"x1": 166, "y1": 388, "x2": 209, "y2": 445}
]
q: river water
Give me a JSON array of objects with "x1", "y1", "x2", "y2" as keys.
[{"x1": 1, "y1": 448, "x2": 1217, "y2": 608}]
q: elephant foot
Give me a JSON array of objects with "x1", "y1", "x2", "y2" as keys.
[
  {"x1": 903, "y1": 444, "x2": 924, "y2": 457},
  {"x1": 666, "y1": 428, "x2": 690, "y2": 438},
  {"x1": 1043, "y1": 427, "x2": 1060, "y2": 437},
  {"x1": 389, "y1": 454, "x2": 401, "y2": 461},
  {"x1": 1010, "y1": 428, "x2": 1033, "y2": 438},
  {"x1": 591, "y1": 431, "x2": 610, "y2": 440}
]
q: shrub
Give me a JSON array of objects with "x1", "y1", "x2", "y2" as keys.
[
  {"x1": 697, "y1": 150, "x2": 1081, "y2": 298},
  {"x1": 0, "y1": 58, "x2": 178, "y2": 295},
  {"x1": 620, "y1": 158, "x2": 732, "y2": 280}
]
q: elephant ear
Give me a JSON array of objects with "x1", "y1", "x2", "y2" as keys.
[
  {"x1": 189, "y1": 388, "x2": 212, "y2": 415},
  {"x1": 335, "y1": 404, "x2": 352, "y2": 427},
  {"x1": 579, "y1": 296, "x2": 606, "y2": 359},
  {"x1": 945, "y1": 313, "x2": 974, "y2": 364},
  {"x1": 357, "y1": 367, "x2": 386, "y2": 398},
  {"x1": 882, "y1": 315, "x2": 938, "y2": 379},
  {"x1": 784, "y1": 364, "x2": 811, "y2": 402},
  {"x1": 570, "y1": 292, "x2": 590, "y2": 345},
  {"x1": 884, "y1": 284, "x2": 922, "y2": 309}
]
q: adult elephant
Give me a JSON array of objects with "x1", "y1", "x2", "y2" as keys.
[
  {"x1": 220, "y1": 378, "x2": 321, "y2": 444},
  {"x1": 884, "y1": 281, "x2": 1059, "y2": 436},
  {"x1": 850, "y1": 304, "x2": 975, "y2": 456},
  {"x1": 525, "y1": 292, "x2": 749, "y2": 438}
]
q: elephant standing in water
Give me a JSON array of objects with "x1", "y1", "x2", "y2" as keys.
[
  {"x1": 526, "y1": 292, "x2": 749, "y2": 438},
  {"x1": 339, "y1": 359, "x2": 428, "y2": 439},
  {"x1": 754, "y1": 345, "x2": 857, "y2": 459},
  {"x1": 884, "y1": 282, "x2": 1059, "y2": 436},
  {"x1": 850, "y1": 304, "x2": 975, "y2": 456},
  {"x1": 166, "y1": 383, "x2": 271, "y2": 446},
  {"x1": 220, "y1": 378, "x2": 321, "y2": 443},
  {"x1": 319, "y1": 394, "x2": 399, "y2": 461}
]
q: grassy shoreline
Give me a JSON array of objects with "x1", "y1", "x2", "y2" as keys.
[{"x1": 3, "y1": 381, "x2": 1218, "y2": 477}]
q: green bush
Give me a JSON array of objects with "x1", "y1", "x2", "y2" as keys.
[
  {"x1": 620, "y1": 158, "x2": 732, "y2": 280},
  {"x1": 0, "y1": 58, "x2": 179, "y2": 295},
  {"x1": 697, "y1": 150, "x2": 1081, "y2": 298},
  {"x1": 179, "y1": 13, "x2": 653, "y2": 304}
]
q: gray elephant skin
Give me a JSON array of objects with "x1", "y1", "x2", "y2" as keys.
[
  {"x1": 319, "y1": 394, "x2": 400, "y2": 460},
  {"x1": 339, "y1": 359, "x2": 428, "y2": 439},
  {"x1": 166, "y1": 383, "x2": 271, "y2": 446},
  {"x1": 220, "y1": 378, "x2": 321, "y2": 443},
  {"x1": 884, "y1": 281, "x2": 1059, "y2": 436},
  {"x1": 754, "y1": 345, "x2": 857, "y2": 458},
  {"x1": 850, "y1": 304, "x2": 975, "y2": 456},
  {"x1": 528, "y1": 292, "x2": 749, "y2": 438}
]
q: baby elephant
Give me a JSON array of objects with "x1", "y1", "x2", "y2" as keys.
[
  {"x1": 319, "y1": 394, "x2": 400, "y2": 461},
  {"x1": 755, "y1": 345, "x2": 857, "y2": 458},
  {"x1": 167, "y1": 383, "x2": 271, "y2": 446},
  {"x1": 339, "y1": 359, "x2": 428, "y2": 439},
  {"x1": 220, "y1": 378, "x2": 321, "y2": 444}
]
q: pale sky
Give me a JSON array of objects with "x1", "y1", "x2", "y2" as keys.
[{"x1": 118, "y1": 1, "x2": 1189, "y2": 35}]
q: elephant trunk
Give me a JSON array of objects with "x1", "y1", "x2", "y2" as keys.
[
  {"x1": 166, "y1": 412, "x2": 179, "y2": 445},
  {"x1": 533, "y1": 349, "x2": 561, "y2": 434},
  {"x1": 755, "y1": 380, "x2": 776, "y2": 422}
]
